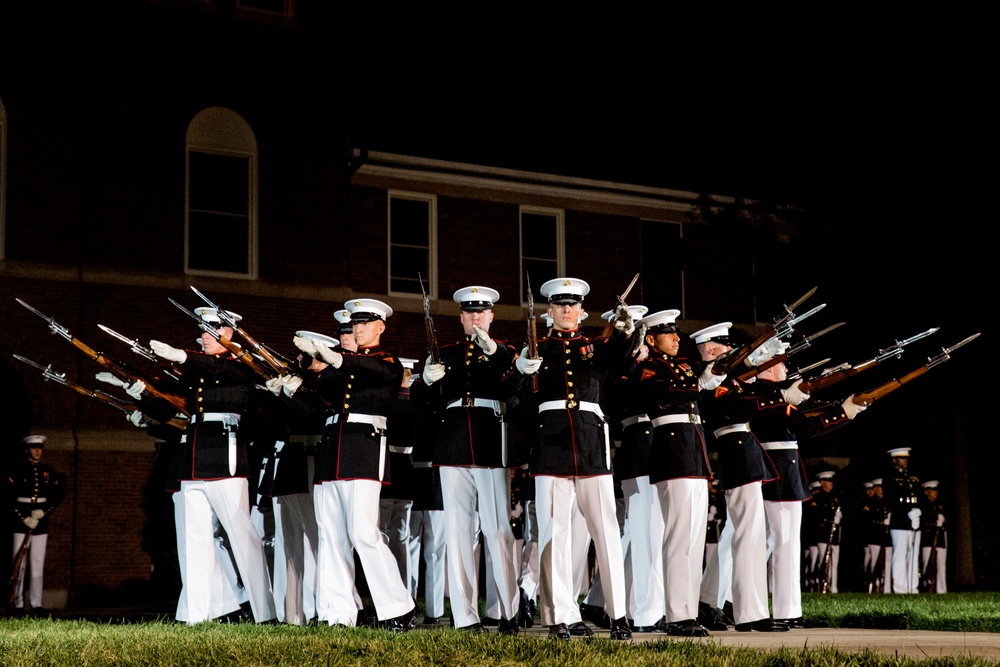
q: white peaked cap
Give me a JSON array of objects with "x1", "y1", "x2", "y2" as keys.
[
  {"x1": 540, "y1": 277, "x2": 590, "y2": 303},
  {"x1": 601, "y1": 305, "x2": 649, "y2": 321},
  {"x1": 345, "y1": 298, "x2": 393, "y2": 321},
  {"x1": 691, "y1": 322, "x2": 733, "y2": 345},
  {"x1": 295, "y1": 331, "x2": 339, "y2": 348}
]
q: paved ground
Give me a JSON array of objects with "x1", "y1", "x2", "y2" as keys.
[{"x1": 10, "y1": 609, "x2": 1000, "y2": 661}]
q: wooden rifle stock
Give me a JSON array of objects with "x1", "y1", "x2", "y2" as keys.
[
  {"x1": 798, "y1": 358, "x2": 879, "y2": 394},
  {"x1": 712, "y1": 329, "x2": 773, "y2": 376},
  {"x1": 852, "y1": 365, "x2": 930, "y2": 406},
  {"x1": 230, "y1": 327, "x2": 288, "y2": 377},
  {"x1": 217, "y1": 334, "x2": 279, "y2": 379},
  {"x1": 70, "y1": 338, "x2": 189, "y2": 415},
  {"x1": 736, "y1": 354, "x2": 786, "y2": 382}
]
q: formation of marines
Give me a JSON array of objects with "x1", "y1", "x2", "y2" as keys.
[{"x1": 10, "y1": 277, "x2": 972, "y2": 635}]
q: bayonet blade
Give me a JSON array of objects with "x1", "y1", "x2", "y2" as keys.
[
  {"x1": 785, "y1": 286, "x2": 817, "y2": 315},
  {"x1": 12, "y1": 353, "x2": 51, "y2": 373},
  {"x1": 618, "y1": 272, "x2": 640, "y2": 304},
  {"x1": 190, "y1": 285, "x2": 219, "y2": 310},
  {"x1": 98, "y1": 324, "x2": 142, "y2": 348},
  {"x1": 781, "y1": 303, "x2": 826, "y2": 334},
  {"x1": 944, "y1": 332, "x2": 980, "y2": 354},
  {"x1": 15, "y1": 297, "x2": 53, "y2": 322},
  {"x1": 787, "y1": 322, "x2": 844, "y2": 355},
  {"x1": 898, "y1": 327, "x2": 940, "y2": 347},
  {"x1": 798, "y1": 358, "x2": 832, "y2": 375}
]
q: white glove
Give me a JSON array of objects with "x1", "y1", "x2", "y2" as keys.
[
  {"x1": 937, "y1": 513, "x2": 945, "y2": 527},
  {"x1": 125, "y1": 380, "x2": 146, "y2": 400},
  {"x1": 471, "y1": 325, "x2": 498, "y2": 355},
  {"x1": 780, "y1": 379, "x2": 810, "y2": 406},
  {"x1": 422, "y1": 355, "x2": 446, "y2": 385},
  {"x1": 312, "y1": 338, "x2": 342, "y2": 367},
  {"x1": 31, "y1": 509, "x2": 45, "y2": 520},
  {"x1": 95, "y1": 372, "x2": 127, "y2": 388},
  {"x1": 746, "y1": 337, "x2": 784, "y2": 367},
  {"x1": 128, "y1": 410, "x2": 145, "y2": 427},
  {"x1": 707, "y1": 505, "x2": 718, "y2": 521},
  {"x1": 908, "y1": 508, "x2": 922, "y2": 530},
  {"x1": 293, "y1": 335, "x2": 317, "y2": 356},
  {"x1": 698, "y1": 362, "x2": 725, "y2": 392},
  {"x1": 842, "y1": 395, "x2": 867, "y2": 419},
  {"x1": 510, "y1": 502, "x2": 524, "y2": 521},
  {"x1": 150, "y1": 340, "x2": 187, "y2": 364},
  {"x1": 23, "y1": 516, "x2": 39, "y2": 530},
  {"x1": 515, "y1": 347, "x2": 542, "y2": 375},
  {"x1": 884, "y1": 513, "x2": 892, "y2": 526},
  {"x1": 612, "y1": 305, "x2": 635, "y2": 336},
  {"x1": 265, "y1": 377, "x2": 283, "y2": 396},
  {"x1": 281, "y1": 374, "x2": 303, "y2": 397},
  {"x1": 833, "y1": 508, "x2": 842, "y2": 525}
]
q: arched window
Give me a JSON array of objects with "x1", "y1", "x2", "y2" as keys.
[{"x1": 185, "y1": 107, "x2": 258, "y2": 278}]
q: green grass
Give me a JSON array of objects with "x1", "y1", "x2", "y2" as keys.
[{"x1": 1, "y1": 593, "x2": 999, "y2": 667}]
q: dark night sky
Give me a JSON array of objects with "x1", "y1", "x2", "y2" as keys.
[{"x1": 343, "y1": 12, "x2": 995, "y2": 485}]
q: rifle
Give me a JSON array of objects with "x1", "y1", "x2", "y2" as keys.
[
  {"x1": 8, "y1": 530, "x2": 32, "y2": 610},
  {"x1": 919, "y1": 512, "x2": 942, "y2": 593},
  {"x1": 16, "y1": 298, "x2": 189, "y2": 415},
  {"x1": 711, "y1": 287, "x2": 824, "y2": 376},
  {"x1": 850, "y1": 333, "x2": 980, "y2": 407},
  {"x1": 12, "y1": 354, "x2": 187, "y2": 431},
  {"x1": 798, "y1": 327, "x2": 939, "y2": 395},
  {"x1": 190, "y1": 286, "x2": 290, "y2": 377},
  {"x1": 525, "y1": 273, "x2": 539, "y2": 392},
  {"x1": 601, "y1": 272, "x2": 640, "y2": 338},
  {"x1": 98, "y1": 324, "x2": 181, "y2": 382},
  {"x1": 418, "y1": 273, "x2": 441, "y2": 364},
  {"x1": 735, "y1": 322, "x2": 844, "y2": 382},
  {"x1": 819, "y1": 502, "x2": 839, "y2": 594},
  {"x1": 169, "y1": 298, "x2": 275, "y2": 379}
]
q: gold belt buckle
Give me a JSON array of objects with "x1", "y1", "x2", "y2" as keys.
[
  {"x1": 464, "y1": 397, "x2": 475, "y2": 409},
  {"x1": 688, "y1": 414, "x2": 698, "y2": 423},
  {"x1": 566, "y1": 399, "x2": 577, "y2": 410}
]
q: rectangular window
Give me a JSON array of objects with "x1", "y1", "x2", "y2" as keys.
[
  {"x1": 640, "y1": 220, "x2": 684, "y2": 313},
  {"x1": 388, "y1": 191, "x2": 436, "y2": 296},
  {"x1": 520, "y1": 206, "x2": 564, "y2": 305},
  {"x1": 186, "y1": 150, "x2": 255, "y2": 277}
]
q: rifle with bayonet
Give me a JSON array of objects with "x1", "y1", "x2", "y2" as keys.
[
  {"x1": 525, "y1": 273, "x2": 539, "y2": 393},
  {"x1": 711, "y1": 287, "x2": 824, "y2": 376},
  {"x1": 190, "y1": 286, "x2": 290, "y2": 377},
  {"x1": 850, "y1": 333, "x2": 980, "y2": 407},
  {"x1": 98, "y1": 324, "x2": 181, "y2": 382},
  {"x1": 16, "y1": 298, "x2": 189, "y2": 414},
  {"x1": 11, "y1": 354, "x2": 187, "y2": 430},
  {"x1": 601, "y1": 272, "x2": 640, "y2": 338},
  {"x1": 797, "y1": 327, "x2": 939, "y2": 395},
  {"x1": 418, "y1": 273, "x2": 441, "y2": 365},
  {"x1": 169, "y1": 298, "x2": 275, "y2": 379},
  {"x1": 735, "y1": 322, "x2": 845, "y2": 382}
]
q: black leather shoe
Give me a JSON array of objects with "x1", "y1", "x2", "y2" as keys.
[
  {"x1": 383, "y1": 608, "x2": 418, "y2": 633},
  {"x1": 497, "y1": 617, "x2": 519, "y2": 636},
  {"x1": 630, "y1": 616, "x2": 667, "y2": 633},
  {"x1": 518, "y1": 588, "x2": 535, "y2": 628},
  {"x1": 697, "y1": 602, "x2": 730, "y2": 631},
  {"x1": 735, "y1": 618, "x2": 790, "y2": 632},
  {"x1": 482, "y1": 616, "x2": 500, "y2": 626},
  {"x1": 549, "y1": 623, "x2": 571, "y2": 640},
  {"x1": 666, "y1": 619, "x2": 710, "y2": 637},
  {"x1": 422, "y1": 615, "x2": 440, "y2": 626},
  {"x1": 458, "y1": 622, "x2": 488, "y2": 633},
  {"x1": 775, "y1": 616, "x2": 805, "y2": 629},
  {"x1": 579, "y1": 603, "x2": 607, "y2": 627},
  {"x1": 722, "y1": 601, "x2": 735, "y2": 625},
  {"x1": 609, "y1": 616, "x2": 632, "y2": 640},
  {"x1": 568, "y1": 621, "x2": 594, "y2": 636}
]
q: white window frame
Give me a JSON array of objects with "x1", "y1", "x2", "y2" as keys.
[
  {"x1": 387, "y1": 190, "x2": 437, "y2": 299},
  {"x1": 519, "y1": 205, "x2": 565, "y2": 306},
  {"x1": 184, "y1": 107, "x2": 259, "y2": 280}
]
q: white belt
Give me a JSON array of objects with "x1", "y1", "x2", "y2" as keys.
[
  {"x1": 17, "y1": 497, "x2": 46, "y2": 503},
  {"x1": 289, "y1": 434, "x2": 322, "y2": 447},
  {"x1": 388, "y1": 445, "x2": 413, "y2": 454},
  {"x1": 447, "y1": 398, "x2": 505, "y2": 413},
  {"x1": 651, "y1": 413, "x2": 702, "y2": 427},
  {"x1": 191, "y1": 411, "x2": 241, "y2": 426},
  {"x1": 713, "y1": 423, "x2": 751, "y2": 438},
  {"x1": 412, "y1": 461, "x2": 433, "y2": 469},
  {"x1": 760, "y1": 440, "x2": 798, "y2": 450},
  {"x1": 538, "y1": 400, "x2": 604, "y2": 417},
  {"x1": 621, "y1": 414, "x2": 650, "y2": 429},
  {"x1": 326, "y1": 413, "x2": 388, "y2": 430}
]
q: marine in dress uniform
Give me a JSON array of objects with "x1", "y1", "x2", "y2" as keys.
[
  {"x1": 881, "y1": 447, "x2": 922, "y2": 594},
  {"x1": 291, "y1": 298, "x2": 416, "y2": 629},
  {"x1": 631, "y1": 309, "x2": 728, "y2": 636},
  {"x1": 506, "y1": 277, "x2": 633, "y2": 641},
  {"x1": 810, "y1": 471, "x2": 843, "y2": 593},
  {"x1": 9, "y1": 435, "x2": 65, "y2": 612},
  {"x1": 411, "y1": 286, "x2": 520, "y2": 634},
  {"x1": 691, "y1": 322, "x2": 787, "y2": 632},
  {"x1": 919, "y1": 480, "x2": 947, "y2": 593},
  {"x1": 749, "y1": 359, "x2": 864, "y2": 626},
  {"x1": 150, "y1": 308, "x2": 277, "y2": 625}
]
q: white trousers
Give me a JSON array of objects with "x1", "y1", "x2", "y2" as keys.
[
  {"x1": 518, "y1": 500, "x2": 540, "y2": 602},
  {"x1": 535, "y1": 475, "x2": 626, "y2": 625},
  {"x1": 764, "y1": 499, "x2": 802, "y2": 620},
  {"x1": 11, "y1": 532, "x2": 47, "y2": 609},
  {"x1": 409, "y1": 509, "x2": 446, "y2": 618},
  {"x1": 583, "y1": 496, "x2": 627, "y2": 611},
  {"x1": 314, "y1": 480, "x2": 414, "y2": 625},
  {"x1": 657, "y1": 477, "x2": 708, "y2": 623},
  {"x1": 889, "y1": 529, "x2": 921, "y2": 593},
  {"x1": 440, "y1": 466, "x2": 518, "y2": 627},
  {"x1": 621, "y1": 476, "x2": 665, "y2": 626},
  {"x1": 725, "y1": 483, "x2": 770, "y2": 623},
  {"x1": 174, "y1": 478, "x2": 276, "y2": 624},
  {"x1": 274, "y1": 492, "x2": 319, "y2": 625},
  {"x1": 700, "y1": 515, "x2": 734, "y2": 610}
]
